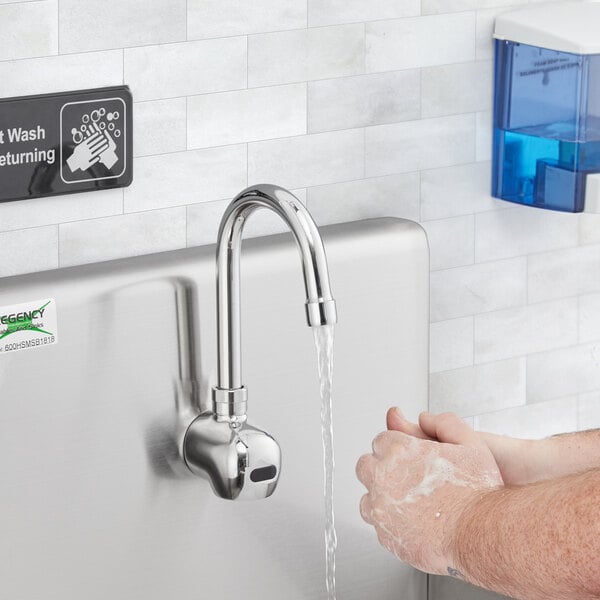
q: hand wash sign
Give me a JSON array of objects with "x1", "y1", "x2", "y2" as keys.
[
  {"x1": 0, "y1": 86, "x2": 132, "y2": 203},
  {"x1": 0, "y1": 125, "x2": 55, "y2": 167}
]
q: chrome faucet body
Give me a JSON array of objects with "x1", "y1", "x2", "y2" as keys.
[
  {"x1": 184, "y1": 184, "x2": 337, "y2": 500},
  {"x1": 213, "y1": 184, "x2": 338, "y2": 423}
]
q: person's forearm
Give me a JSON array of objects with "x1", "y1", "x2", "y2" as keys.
[
  {"x1": 540, "y1": 429, "x2": 600, "y2": 480},
  {"x1": 480, "y1": 429, "x2": 600, "y2": 485},
  {"x1": 450, "y1": 468, "x2": 600, "y2": 600}
]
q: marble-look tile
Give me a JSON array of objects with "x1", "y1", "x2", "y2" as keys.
[
  {"x1": 527, "y1": 343, "x2": 600, "y2": 403},
  {"x1": 430, "y1": 358, "x2": 525, "y2": 416},
  {"x1": 528, "y1": 244, "x2": 600, "y2": 303},
  {"x1": 430, "y1": 317, "x2": 474, "y2": 373},
  {"x1": 579, "y1": 293, "x2": 600, "y2": 343},
  {"x1": 366, "y1": 114, "x2": 475, "y2": 177},
  {"x1": 420, "y1": 162, "x2": 502, "y2": 221},
  {"x1": 248, "y1": 129, "x2": 364, "y2": 190},
  {"x1": 187, "y1": 190, "x2": 307, "y2": 247},
  {"x1": 474, "y1": 298, "x2": 578, "y2": 364},
  {"x1": 475, "y1": 396, "x2": 579, "y2": 439},
  {"x1": 125, "y1": 37, "x2": 247, "y2": 102},
  {"x1": 476, "y1": 110, "x2": 493, "y2": 161},
  {"x1": 0, "y1": 1, "x2": 57, "y2": 61},
  {"x1": 188, "y1": 0, "x2": 306, "y2": 39},
  {"x1": 366, "y1": 13, "x2": 475, "y2": 72},
  {"x1": 308, "y1": 0, "x2": 419, "y2": 26},
  {"x1": 578, "y1": 392, "x2": 600, "y2": 430},
  {"x1": 0, "y1": 189, "x2": 123, "y2": 233},
  {"x1": 0, "y1": 50, "x2": 123, "y2": 98},
  {"x1": 476, "y1": 7, "x2": 506, "y2": 60},
  {"x1": 0, "y1": 226, "x2": 58, "y2": 277},
  {"x1": 431, "y1": 258, "x2": 526, "y2": 322},
  {"x1": 308, "y1": 70, "x2": 420, "y2": 133},
  {"x1": 133, "y1": 98, "x2": 187, "y2": 157},
  {"x1": 188, "y1": 84, "x2": 306, "y2": 149},
  {"x1": 59, "y1": 0, "x2": 185, "y2": 53},
  {"x1": 579, "y1": 213, "x2": 600, "y2": 245},
  {"x1": 475, "y1": 206, "x2": 579, "y2": 262},
  {"x1": 421, "y1": 61, "x2": 492, "y2": 118},
  {"x1": 59, "y1": 208, "x2": 186, "y2": 267},
  {"x1": 248, "y1": 24, "x2": 364, "y2": 88},
  {"x1": 306, "y1": 173, "x2": 420, "y2": 225},
  {"x1": 422, "y1": 215, "x2": 474, "y2": 271},
  {"x1": 124, "y1": 146, "x2": 247, "y2": 212}
]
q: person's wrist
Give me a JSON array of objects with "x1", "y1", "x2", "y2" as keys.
[
  {"x1": 527, "y1": 437, "x2": 555, "y2": 482},
  {"x1": 479, "y1": 433, "x2": 538, "y2": 485},
  {"x1": 442, "y1": 488, "x2": 491, "y2": 581}
]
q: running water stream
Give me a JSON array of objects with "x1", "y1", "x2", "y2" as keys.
[{"x1": 313, "y1": 324, "x2": 337, "y2": 600}]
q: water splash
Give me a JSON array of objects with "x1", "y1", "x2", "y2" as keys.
[{"x1": 313, "y1": 324, "x2": 337, "y2": 600}]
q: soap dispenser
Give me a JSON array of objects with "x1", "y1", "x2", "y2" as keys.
[{"x1": 493, "y1": 1, "x2": 600, "y2": 213}]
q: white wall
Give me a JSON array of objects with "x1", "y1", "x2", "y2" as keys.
[{"x1": 0, "y1": 1, "x2": 597, "y2": 598}]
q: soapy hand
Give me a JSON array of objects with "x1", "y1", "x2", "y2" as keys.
[
  {"x1": 356, "y1": 415, "x2": 503, "y2": 576},
  {"x1": 387, "y1": 408, "x2": 538, "y2": 486}
]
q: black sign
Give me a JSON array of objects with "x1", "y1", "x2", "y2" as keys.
[{"x1": 0, "y1": 86, "x2": 133, "y2": 203}]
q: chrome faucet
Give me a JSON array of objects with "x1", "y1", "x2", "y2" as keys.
[{"x1": 183, "y1": 184, "x2": 337, "y2": 500}]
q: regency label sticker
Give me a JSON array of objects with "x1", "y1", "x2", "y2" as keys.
[{"x1": 0, "y1": 298, "x2": 58, "y2": 355}]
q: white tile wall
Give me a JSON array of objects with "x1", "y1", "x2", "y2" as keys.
[
  {"x1": 366, "y1": 13, "x2": 476, "y2": 72},
  {"x1": 308, "y1": 71, "x2": 421, "y2": 132},
  {"x1": 474, "y1": 396, "x2": 579, "y2": 439},
  {"x1": 248, "y1": 25, "x2": 364, "y2": 87},
  {"x1": 0, "y1": 1, "x2": 57, "y2": 61},
  {"x1": 430, "y1": 358, "x2": 526, "y2": 417},
  {"x1": 187, "y1": 0, "x2": 306, "y2": 39},
  {"x1": 133, "y1": 98, "x2": 187, "y2": 157},
  {"x1": 365, "y1": 114, "x2": 476, "y2": 177},
  {"x1": 59, "y1": 0, "x2": 186, "y2": 53},
  {"x1": 124, "y1": 145, "x2": 247, "y2": 212},
  {"x1": 0, "y1": 2, "x2": 594, "y2": 599},
  {"x1": 188, "y1": 84, "x2": 307, "y2": 148}
]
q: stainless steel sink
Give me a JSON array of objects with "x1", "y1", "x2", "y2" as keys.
[{"x1": 0, "y1": 217, "x2": 429, "y2": 600}]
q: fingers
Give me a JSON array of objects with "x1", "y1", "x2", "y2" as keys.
[
  {"x1": 356, "y1": 453, "x2": 377, "y2": 488},
  {"x1": 387, "y1": 407, "x2": 433, "y2": 440},
  {"x1": 371, "y1": 430, "x2": 410, "y2": 457},
  {"x1": 359, "y1": 494, "x2": 374, "y2": 525},
  {"x1": 419, "y1": 412, "x2": 484, "y2": 449}
]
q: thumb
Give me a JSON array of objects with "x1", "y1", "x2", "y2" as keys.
[
  {"x1": 419, "y1": 412, "x2": 484, "y2": 448},
  {"x1": 387, "y1": 407, "x2": 432, "y2": 440},
  {"x1": 386, "y1": 406, "x2": 405, "y2": 431}
]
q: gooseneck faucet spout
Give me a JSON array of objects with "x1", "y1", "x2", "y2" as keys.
[
  {"x1": 183, "y1": 184, "x2": 337, "y2": 500},
  {"x1": 213, "y1": 184, "x2": 338, "y2": 424}
]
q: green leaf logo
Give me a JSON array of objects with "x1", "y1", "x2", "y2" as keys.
[{"x1": 0, "y1": 299, "x2": 54, "y2": 341}]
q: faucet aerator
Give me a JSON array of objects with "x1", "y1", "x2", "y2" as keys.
[{"x1": 306, "y1": 299, "x2": 338, "y2": 328}]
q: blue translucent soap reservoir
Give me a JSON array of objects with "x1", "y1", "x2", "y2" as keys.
[{"x1": 493, "y1": 2, "x2": 600, "y2": 213}]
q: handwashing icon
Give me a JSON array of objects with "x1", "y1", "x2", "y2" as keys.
[
  {"x1": 60, "y1": 96, "x2": 127, "y2": 184},
  {"x1": 66, "y1": 107, "x2": 121, "y2": 172}
]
